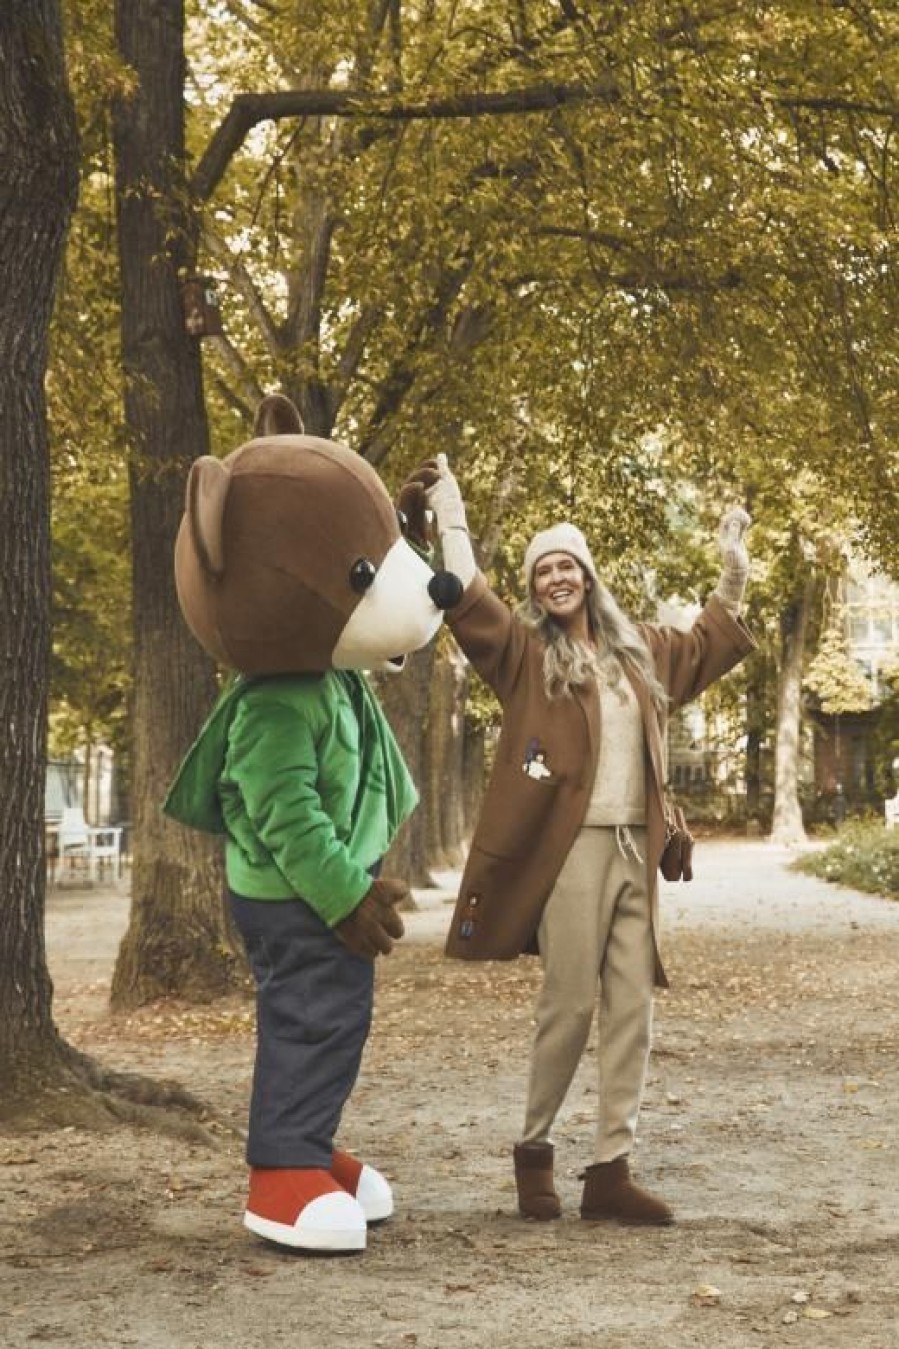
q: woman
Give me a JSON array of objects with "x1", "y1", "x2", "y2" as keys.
[{"x1": 409, "y1": 455, "x2": 755, "y2": 1226}]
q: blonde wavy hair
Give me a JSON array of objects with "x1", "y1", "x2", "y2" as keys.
[{"x1": 517, "y1": 571, "x2": 669, "y2": 710}]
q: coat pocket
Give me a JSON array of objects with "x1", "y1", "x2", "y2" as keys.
[{"x1": 474, "y1": 770, "x2": 560, "y2": 859}]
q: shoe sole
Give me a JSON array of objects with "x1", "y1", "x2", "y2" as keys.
[
  {"x1": 244, "y1": 1210, "x2": 366, "y2": 1251},
  {"x1": 580, "y1": 1211, "x2": 674, "y2": 1226}
]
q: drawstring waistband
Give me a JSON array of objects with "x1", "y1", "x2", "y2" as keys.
[{"x1": 615, "y1": 825, "x2": 644, "y2": 865}]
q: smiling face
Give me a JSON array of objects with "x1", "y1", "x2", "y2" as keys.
[{"x1": 532, "y1": 551, "x2": 591, "y2": 635}]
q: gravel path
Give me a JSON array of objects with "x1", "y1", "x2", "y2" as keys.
[{"x1": 2, "y1": 838, "x2": 896, "y2": 1349}]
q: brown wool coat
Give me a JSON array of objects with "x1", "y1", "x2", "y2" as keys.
[{"x1": 444, "y1": 573, "x2": 757, "y2": 987}]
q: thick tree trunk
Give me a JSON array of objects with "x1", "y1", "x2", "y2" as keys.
[
  {"x1": 439, "y1": 648, "x2": 470, "y2": 868},
  {"x1": 376, "y1": 647, "x2": 436, "y2": 889},
  {"x1": 110, "y1": 0, "x2": 243, "y2": 1008},
  {"x1": 423, "y1": 656, "x2": 453, "y2": 870},
  {"x1": 770, "y1": 579, "x2": 816, "y2": 846},
  {"x1": 423, "y1": 647, "x2": 469, "y2": 870},
  {"x1": 0, "y1": 1, "x2": 80, "y2": 1108}
]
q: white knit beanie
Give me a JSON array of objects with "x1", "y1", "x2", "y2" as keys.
[{"x1": 522, "y1": 523, "x2": 599, "y2": 593}]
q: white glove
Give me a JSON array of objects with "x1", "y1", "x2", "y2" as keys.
[
  {"x1": 714, "y1": 506, "x2": 751, "y2": 613},
  {"x1": 426, "y1": 454, "x2": 476, "y2": 587},
  {"x1": 427, "y1": 454, "x2": 469, "y2": 533}
]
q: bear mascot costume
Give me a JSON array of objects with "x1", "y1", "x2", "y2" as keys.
[{"x1": 164, "y1": 393, "x2": 462, "y2": 1252}]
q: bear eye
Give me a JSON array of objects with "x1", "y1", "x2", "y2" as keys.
[
  {"x1": 349, "y1": 558, "x2": 377, "y2": 593},
  {"x1": 396, "y1": 509, "x2": 409, "y2": 536}
]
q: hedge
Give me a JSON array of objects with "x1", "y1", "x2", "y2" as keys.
[{"x1": 793, "y1": 820, "x2": 899, "y2": 899}]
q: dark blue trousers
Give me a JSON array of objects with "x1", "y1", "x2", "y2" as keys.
[{"x1": 229, "y1": 889, "x2": 375, "y2": 1169}]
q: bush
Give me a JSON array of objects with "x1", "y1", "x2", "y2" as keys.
[{"x1": 792, "y1": 820, "x2": 899, "y2": 899}]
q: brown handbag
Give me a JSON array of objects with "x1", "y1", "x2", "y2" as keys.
[{"x1": 660, "y1": 798, "x2": 694, "y2": 883}]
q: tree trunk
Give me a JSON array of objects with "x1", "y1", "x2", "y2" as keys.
[
  {"x1": 770, "y1": 578, "x2": 816, "y2": 846},
  {"x1": 0, "y1": 0, "x2": 80, "y2": 1109},
  {"x1": 375, "y1": 647, "x2": 436, "y2": 889},
  {"x1": 743, "y1": 596, "x2": 767, "y2": 825},
  {"x1": 462, "y1": 719, "x2": 488, "y2": 841},
  {"x1": 423, "y1": 655, "x2": 453, "y2": 870},
  {"x1": 440, "y1": 648, "x2": 470, "y2": 868},
  {"x1": 422, "y1": 647, "x2": 469, "y2": 870},
  {"x1": 110, "y1": 0, "x2": 243, "y2": 1008}
]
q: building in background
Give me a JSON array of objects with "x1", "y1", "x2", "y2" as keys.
[
  {"x1": 810, "y1": 561, "x2": 899, "y2": 813},
  {"x1": 44, "y1": 745, "x2": 120, "y2": 827}
]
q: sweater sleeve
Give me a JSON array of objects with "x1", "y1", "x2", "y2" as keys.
[{"x1": 226, "y1": 695, "x2": 372, "y2": 926}]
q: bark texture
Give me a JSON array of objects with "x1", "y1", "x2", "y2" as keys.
[
  {"x1": 770, "y1": 579, "x2": 817, "y2": 845},
  {"x1": 0, "y1": 2, "x2": 79, "y2": 1100},
  {"x1": 424, "y1": 646, "x2": 470, "y2": 869},
  {"x1": 376, "y1": 647, "x2": 437, "y2": 888},
  {"x1": 110, "y1": 0, "x2": 242, "y2": 1008}
]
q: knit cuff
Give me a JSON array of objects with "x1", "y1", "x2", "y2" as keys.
[
  {"x1": 714, "y1": 565, "x2": 748, "y2": 614},
  {"x1": 440, "y1": 525, "x2": 477, "y2": 588}
]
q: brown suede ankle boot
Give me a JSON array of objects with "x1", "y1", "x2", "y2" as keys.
[
  {"x1": 580, "y1": 1156, "x2": 674, "y2": 1226},
  {"x1": 513, "y1": 1142, "x2": 561, "y2": 1221}
]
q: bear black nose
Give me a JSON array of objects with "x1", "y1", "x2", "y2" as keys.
[{"x1": 428, "y1": 569, "x2": 464, "y2": 611}]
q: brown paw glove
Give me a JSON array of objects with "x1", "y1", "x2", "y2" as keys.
[
  {"x1": 395, "y1": 461, "x2": 441, "y2": 550},
  {"x1": 333, "y1": 877, "x2": 409, "y2": 959}
]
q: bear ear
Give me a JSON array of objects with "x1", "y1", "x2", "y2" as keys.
[
  {"x1": 254, "y1": 393, "x2": 304, "y2": 437},
  {"x1": 186, "y1": 456, "x2": 230, "y2": 578}
]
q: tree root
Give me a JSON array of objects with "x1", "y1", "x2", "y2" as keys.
[{"x1": 0, "y1": 1041, "x2": 239, "y2": 1144}]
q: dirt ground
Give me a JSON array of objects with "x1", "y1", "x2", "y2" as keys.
[{"x1": 2, "y1": 839, "x2": 899, "y2": 1349}]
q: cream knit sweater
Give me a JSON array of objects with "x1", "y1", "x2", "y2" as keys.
[{"x1": 583, "y1": 664, "x2": 647, "y2": 826}]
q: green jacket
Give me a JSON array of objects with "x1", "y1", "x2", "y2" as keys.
[{"x1": 163, "y1": 671, "x2": 417, "y2": 926}]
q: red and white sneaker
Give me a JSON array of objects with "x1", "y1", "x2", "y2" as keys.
[
  {"x1": 244, "y1": 1167, "x2": 366, "y2": 1252},
  {"x1": 331, "y1": 1149, "x2": 394, "y2": 1223}
]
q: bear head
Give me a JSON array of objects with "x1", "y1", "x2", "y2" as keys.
[{"x1": 174, "y1": 394, "x2": 461, "y2": 675}]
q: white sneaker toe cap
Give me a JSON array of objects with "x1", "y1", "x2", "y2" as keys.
[
  {"x1": 355, "y1": 1164, "x2": 393, "y2": 1222},
  {"x1": 245, "y1": 1190, "x2": 367, "y2": 1252}
]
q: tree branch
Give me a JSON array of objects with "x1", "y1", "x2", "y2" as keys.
[
  {"x1": 205, "y1": 333, "x2": 265, "y2": 414},
  {"x1": 191, "y1": 81, "x2": 616, "y2": 200},
  {"x1": 203, "y1": 225, "x2": 284, "y2": 356}
]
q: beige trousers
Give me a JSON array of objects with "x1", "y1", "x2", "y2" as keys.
[{"x1": 521, "y1": 826, "x2": 654, "y2": 1163}]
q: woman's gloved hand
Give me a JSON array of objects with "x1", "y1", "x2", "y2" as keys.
[
  {"x1": 714, "y1": 506, "x2": 751, "y2": 613},
  {"x1": 426, "y1": 454, "x2": 469, "y2": 535}
]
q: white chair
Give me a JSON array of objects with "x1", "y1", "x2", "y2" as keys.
[
  {"x1": 57, "y1": 806, "x2": 92, "y2": 884},
  {"x1": 55, "y1": 808, "x2": 123, "y2": 885},
  {"x1": 885, "y1": 793, "x2": 899, "y2": 829},
  {"x1": 87, "y1": 824, "x2": 123, "y2": 882}
]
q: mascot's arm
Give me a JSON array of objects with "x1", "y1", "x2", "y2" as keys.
[
  {"x1": 227, "y1": 698, "x2": 379, "y2": 928},
  {"x1": 332, "y1": 878, "x2": 407, "y2": 959}
]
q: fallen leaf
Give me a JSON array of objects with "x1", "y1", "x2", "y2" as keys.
[
  {"x1": 803, "y1": 1308, "x2": 833, "y2": 1320},
  {"x1": 691, "y1": 1284, "x2": 722, "y2": 1307}
]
